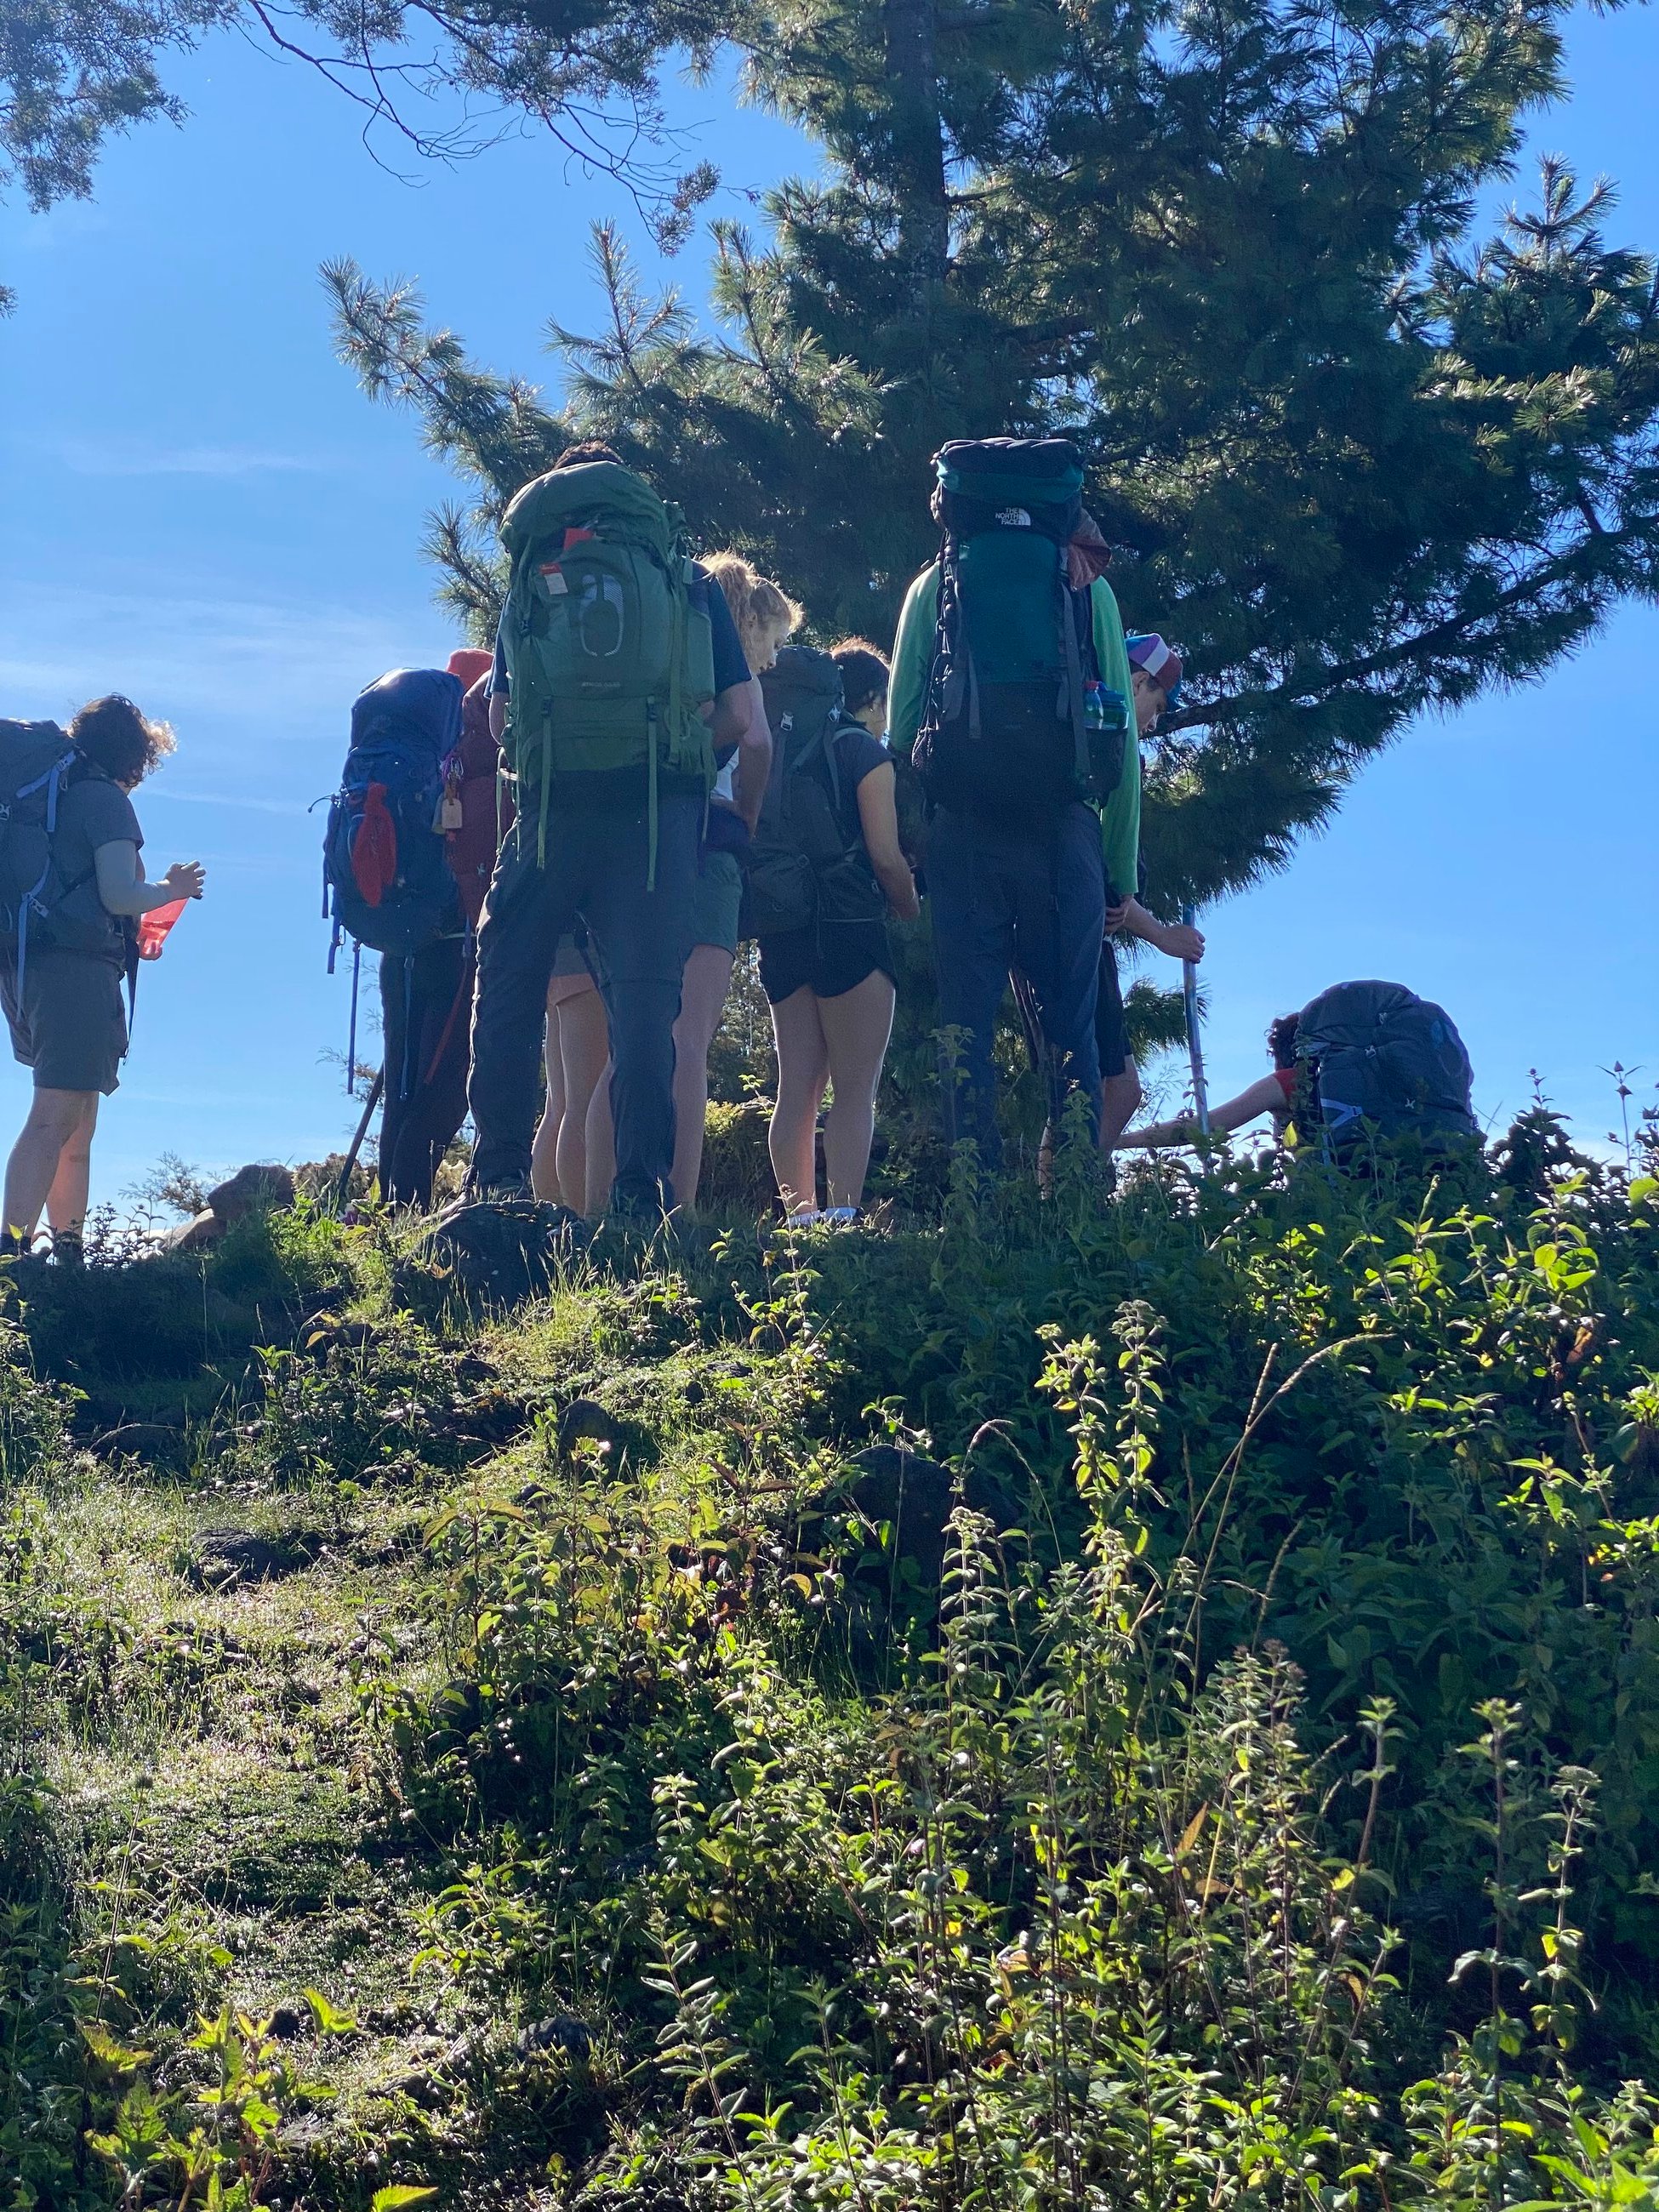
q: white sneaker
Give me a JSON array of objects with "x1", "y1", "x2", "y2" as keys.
[
  {"x1": 784, "y1": 1209, "x2": 821, "y2": 1229},
  {"x1": 819, "y1": 1207, "x2": 860, "y2": 1227}
]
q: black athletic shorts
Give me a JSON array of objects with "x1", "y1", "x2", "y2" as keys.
[
  {"x1": 2, "y1": 948, "x2": 128, "y2": 1094},
  {"x1": 1095, "y1": 940, "x2": 1129, "y2": 1080},
  {"x1": 759, "y1": 916, "x2": 896, "y2": 1006}
]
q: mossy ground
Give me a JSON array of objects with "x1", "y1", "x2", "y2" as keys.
[{"x1": 5, "y1": 1126, "x2": 1659, "y2": 2208}]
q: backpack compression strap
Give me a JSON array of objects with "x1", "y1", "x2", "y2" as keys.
[
  {"x1": 10, "y1": 748, "x2": 78, "y2": 1000},
  {"x1": 1058, "y1": 561, "x2": 1090, "y2": 792}
]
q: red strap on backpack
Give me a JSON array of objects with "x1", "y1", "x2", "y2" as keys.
[{"x1": 351, "y1": 782, "x2": 397, "y2": 908}]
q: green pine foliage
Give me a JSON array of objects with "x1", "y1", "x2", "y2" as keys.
[{"x1": 328, "y1": 0, "x2": 1659, "y2": 905}]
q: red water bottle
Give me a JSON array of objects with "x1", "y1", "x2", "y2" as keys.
[{"x1": 136, "y1": 898, "x2": 189, "y2": 961}]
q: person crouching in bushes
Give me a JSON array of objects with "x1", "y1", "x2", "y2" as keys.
[
  {"x1": 756, "y1": 646, "x2": 919, "y2": 1228},
  {"x1": 584, "y1": 551, "x2": 782, "y2": 1215},
  {"x1": 1120, "y1": 1013, "x2": 1303, "y2": 1152},
  {"x1": 1, "y1": 696, "x2": 205, "y2": 1259}
]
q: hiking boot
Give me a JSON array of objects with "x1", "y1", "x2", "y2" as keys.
[{"x1": 459, "y1": 1172, "x2": 536, "y2": 1210}]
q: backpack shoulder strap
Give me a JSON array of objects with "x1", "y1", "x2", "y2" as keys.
[{"x1": 1058, "y1": 559, "x2": 1089, "y2": 788}]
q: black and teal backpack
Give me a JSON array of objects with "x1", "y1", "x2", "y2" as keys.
[
  {"x1": 914, "y1": 437, "x2": 1126, "y2": 818},
  {"x1": 740, "y1": 647, "x2": 884, "y2": 941},
  {"x1": 1294, "y1": 981, "x2": 1479, "y2": 1162},
  {"x1": 497, "y1": 461, "x2": 717, "y2": 868}
]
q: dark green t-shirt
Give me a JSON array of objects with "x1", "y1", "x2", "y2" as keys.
[{"x1": 45, "y1": 743, "x2": 143, "y2": 964}]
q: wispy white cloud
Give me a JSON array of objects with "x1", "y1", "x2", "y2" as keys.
[
  {"x1": 46, "y1": 436, "x2": 327, "y2": 479},
  {"x1": 0, "y1": 576, "x2": 432, "y2": 735}
]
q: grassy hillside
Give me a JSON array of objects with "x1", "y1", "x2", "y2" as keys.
[{"x1": 4, "y1": 1114, "x2": 1659, "y2": 2209}]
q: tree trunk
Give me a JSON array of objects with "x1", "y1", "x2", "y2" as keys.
[{"x1": 881, "y1": 0, "x2": 949, "y2": 284}]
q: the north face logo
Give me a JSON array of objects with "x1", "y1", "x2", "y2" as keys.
[{"x1": 997, "y1": 506, "x2": 1033, "y2": 527}]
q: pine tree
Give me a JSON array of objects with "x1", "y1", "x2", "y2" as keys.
[{"x1": 326, "y1": 0, "x2": 1659, "y2": 915}]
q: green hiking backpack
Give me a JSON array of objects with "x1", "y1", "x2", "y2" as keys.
[
  {"x1": 915, "y1": 437, "x2": 1129, "y2": 819},
  {"x1": 497, "y1": 460, "x2": 717, "y2": 864}
]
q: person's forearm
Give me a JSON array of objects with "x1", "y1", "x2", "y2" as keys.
[
  {"x1": 1118, "y1": 1115, "x2": 1198, "y2": 1149},
  {"x1": 1115, "y1": 896, "x2": 1163, "y2": 944},
  {"x1": 97, "y1": 875, "x2": 178, "y2": 918}
]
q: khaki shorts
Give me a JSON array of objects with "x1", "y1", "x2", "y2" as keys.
[
  {"x1": 547, "y1": 933, "x2": 597, "y2": 1007},
  {"x1": 1, "y1": 948, "x2": 128, "y2": 1094},
  {"x1": 687, "y1": 850, "x2": 744, "y2": 957}
]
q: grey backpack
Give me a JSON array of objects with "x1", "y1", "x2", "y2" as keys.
[{"x1": 0, "y1": 721, "x2": 119, "y2": 977}]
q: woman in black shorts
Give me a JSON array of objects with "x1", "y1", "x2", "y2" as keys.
[{"x1": 761, "y1": 706, "x2": 919, "y2": 1225}]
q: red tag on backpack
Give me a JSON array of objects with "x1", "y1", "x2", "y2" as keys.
[{"x1": 351, "y1": 783, "x2": 397, "y2": 908}]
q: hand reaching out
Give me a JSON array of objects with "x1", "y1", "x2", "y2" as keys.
[{"x1": 162, "y1": 861, "x2": 207, "y2": 901}]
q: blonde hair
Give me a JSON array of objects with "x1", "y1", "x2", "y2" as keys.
[{"x1": 704, "y1": 551, "x2": 803, "y2": 672}]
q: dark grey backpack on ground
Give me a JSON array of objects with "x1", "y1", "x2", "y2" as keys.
[{"x1": 1295, "y1": 980, "x2": 1479, "y2": 1160}]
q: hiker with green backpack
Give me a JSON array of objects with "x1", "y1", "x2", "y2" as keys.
[
  {"x1": 887, "y1": 438, "x2": 1137, "y2": 1173},
  {"x1": 470, "y1": 442, "x2": 753, "y2": 1217},
  {"x1": 1, "y1": 696, "x2": 205, "y2": 1259}
]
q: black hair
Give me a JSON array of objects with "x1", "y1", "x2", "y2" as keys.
[
  {"x1": 69, "y1": 695, "x2": 175, "y2": 790},
  {"x1": 552, "y1": 440, "x2": 625, "y2": 470},
  {"x1": 830, "y1": 638, "x2": 891, "y2": 715},
  {"x1": 1268, "y1": 1012, "x2": 1300, "y2": 1069}
]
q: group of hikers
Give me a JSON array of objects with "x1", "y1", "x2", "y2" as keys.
[{"x1": 0, "y1": 434, "x2": 1480, "y2": 1256}]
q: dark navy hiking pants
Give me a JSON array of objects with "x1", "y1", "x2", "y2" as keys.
[
  {"x1": 468, "y1": 794, "x2": 700, "y2": 1214},
  {"x1": 926, "y1": 801, "x2": 1105, "y2": 1171}
]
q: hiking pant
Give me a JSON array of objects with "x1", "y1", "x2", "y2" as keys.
[
  {"x1": 926, "y1": 802, "x2": 1105, "y2": 1171},
  {"x1": 468, "y1": 795, "x2": 700, "y2": 1213},
  {"x1": 379, "y1": 938, "x2": 472, "y2": 1211}
]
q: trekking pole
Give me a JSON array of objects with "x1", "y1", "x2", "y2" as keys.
[
  {"x1": 335, "y1": 1067, "x2": 385, "y2": 1212},
  {"x1": 1181, "y1": 904, "x2": 1211, "y2": 1137}
]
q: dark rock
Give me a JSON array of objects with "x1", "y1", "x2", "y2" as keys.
[
  {"x1": 208, "y1": 1163, "x2": 298, "y2": 1226},
  {"x1": 157, "y1": 1164, "x2": 297, "y2": 1255},
  {"x1": 187, "y1": 1527, "x2": 323, "y2": 1588},
  {"x1": 556, "y1": 1397, "x2": 628, "y2": 1466},
  {"x1": 834, "y1": 1445, "x2": 1024, "y2": 1591},
  {"x1": 93, "y1": 1422, "x2": 186, "y2": 1461},
  {"x1": 425, "y1": 1200, "x2": 589, "y2": 1307},
  {"x1": 516, "y1": 2014, "x2": 592, "y2": 2064}
]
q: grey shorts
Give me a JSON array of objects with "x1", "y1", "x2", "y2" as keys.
[
  {"x1": 687, "y1": 849, "x2": 743, "y2": 957},
  {"x1": 2, "y1": 948, "x2": 128, "y2": 1094}
]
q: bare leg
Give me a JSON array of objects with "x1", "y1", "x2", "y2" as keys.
[
  {"x1": 1099, "y1": 1063, "x2": 1144, "y2": 1150},
  {"x1": 768, "y1": 988, "x2": 830, "y2": 1218},
  {"x1": 556, "y1": 984, "x2": 609, "y2": 1213},
  {"x1": 4, "y1": 1088, "x2": 97, "y2": 1246},
  {"x1": 45, "y1": 1093, "x2": 99, "y2": 1238},
  {"x1": 816, "y1": 971, "x2": 896, "y2": 1209},
  {"x1": 584, "y1": 1065, "x2": 616, "y2": 1221},
  {"x1": 670, "y1": 944, "x2": 734, "y2": 1213},
  {"x1": 530, "y1": 990, "x2": 568, "y2": 1204}
]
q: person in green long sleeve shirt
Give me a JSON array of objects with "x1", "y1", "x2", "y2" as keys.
[
  {"x1": 888, "y1": 562, "x2": 1143, "y2": 900},
  {"x1": 887, "y1": 447, "x2": 1144, "y2": 1172}
]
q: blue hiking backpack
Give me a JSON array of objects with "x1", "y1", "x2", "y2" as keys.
[{"x1": 323, "y1": 670, "x2": 463, "y2": 963}]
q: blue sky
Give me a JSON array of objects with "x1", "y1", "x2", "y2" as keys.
[{"x1": 1, "y1": 14, "x2": 1655, "y2": 1207}]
